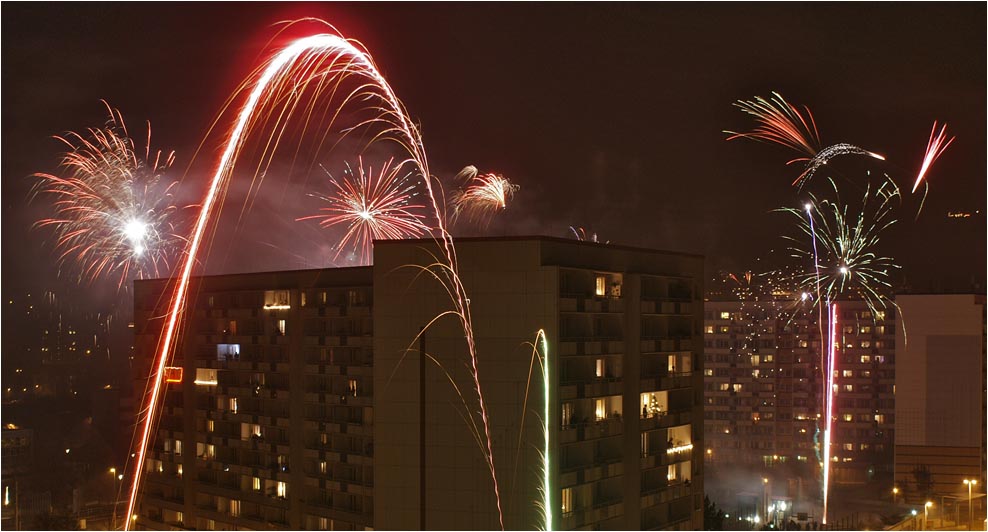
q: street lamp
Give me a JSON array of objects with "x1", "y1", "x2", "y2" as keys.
[
  {"x1": 109, "y1": 467, "x2": 118, "y2": 530},
  {"x1": 963, "y1": 479, "x2": 978, "y2": 530},
  {"x1": 924, "y1": 501, "x2": 933, "y2": 530},
  {"x1": 893, "y1": 487, "x2": 900, "y2": 504}
]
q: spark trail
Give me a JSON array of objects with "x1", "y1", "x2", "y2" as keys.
[
  {"x1": 32, "y1": 103, "x2": 183, "y2": 291},
  {"x1": 912, "y1": 121, "x2": 955, "y2": 193},
  {"x1": 126, "y1": 24, "x2": 504, "y2": 530}
]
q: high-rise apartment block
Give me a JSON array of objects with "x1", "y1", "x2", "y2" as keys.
[{"x1": 132, "y1": 236, "x2": 705, "y2": 530}]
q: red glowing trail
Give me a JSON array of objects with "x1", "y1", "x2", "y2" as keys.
[
  {"x1": 822, "y1": 302, "x2": 838, "y2": 525},
  {"x1": 912, "y1": 121, "x2": 955, "y2": 193},
  {"x1": 125, "y1": 29, "x2": 504, "y2": 530}
]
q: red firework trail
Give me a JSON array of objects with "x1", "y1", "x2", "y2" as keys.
[
  {"x1": 298, "y1": 157, "x2": 427, "y2": 264},
  {"x1": 125, "y1": 24, "x2": 505, "y2": 530},
  {"x1": 912, "y1": 121, "x2": 955, "y2": 193},
  {"x1": 725, "y1": 91, "x2": 821, "y2": 162}
]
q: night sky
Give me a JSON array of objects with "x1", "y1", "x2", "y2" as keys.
[{"x1": 3, "y1": 3, "x2": 985, "y2": 308}]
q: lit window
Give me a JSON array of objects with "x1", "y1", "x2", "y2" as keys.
[
  {"x1": 561, "y1": 402, "x2": 573, "y2": 427},
  {"x1": 320, "y1": 292, "x2": 328, "y2": 304},
  {"x1": 300, "y1": 292, "x2": 307, "y2": 307},
  {"x1": 230, "y1": 397, "x2": 238, "y2": 414},
  {"x1": 195, "y1": 368, "x2": 218, "y2": 386},
  {"x1": 860, "y1": 355, "x2": 871, "y2": 363},
  {"x1": 595, "y1": 358, "x2": 605, "y2": 378},
  {"x1": 874, "y1": 414, "x2": 886, "y2": 424},
  {"x1": 719, "y1": 383, "x2": 730, "y2": 391},
  {"x1": 561, "y1": 487, "x2": 574, "y2": 514},
  {"x1": 321, "y1": 433, "x2": 328, "y2": 445},
  {"x1": 875, "y1": 356, "x2": 886, "y2": 363},
  {"x1": 318, "y1": 518, "x2": 328, "y2": 530},
  {"x1": 276, "y1": 481, "x2": 287, "y2": 498},
  {"x1": 229, "y1": 499, "x2": 240, "y2": 517},
  {"x1": 348, "y1": 378, "x2": 358, "y2": 397},
  {"x1": 704, "y1": 369, "x2": 713, "y2": 377},
  {"x1": 720, "y1": 312, "x2": 731, "y2": 320},
  {"x1": 705, "y1": 325, "x2": 714, "y2": 334},
  {"x1": 751, "y1": 355, "x2": 760, "y2": 366},
  {"x1": 253, "y1": 477, "x2": 261, "y2": 491},
  {"x1": 859, "y1": 326, "x2": 871, "y2": 334},
  {"x1": 228, "y1": 320, "x2": 238, "y2": 335},
  {"x1": 208, "y1": 296, "x2": 215, "y2": 308},
  {"x1": 860, "y1": 340, "x2": 871, "y2": 348},
  {"x1": 843, "y1": 443, "x2": 854, "y2": 451},
  {"x1": 177, "y1": 464, "x2": 183, "y2": 478},
  {"x1": 175, "y1": 440, "x2": 182, "y2": 456},
  {"x1": 732, "y1": 384, "x2": 742, "y2": 393},
  {"x1": 217, "y1": 343, "x2": 240, "y2": 361},
  {"x1": 319, "y1": 461, "x2": 327, "y2": 474},
  {"x1": 595, "y1": 398, "x2": 607, "y2": 421},
  {"x1": 263, "y1": 290, "x2": 291, "y2": 310},
  {"x1": 176, "y1": 511, "x2": 183, "y2": 525},
  {"x1": 875, "y1": 311, "x2": 885, "y2": 321},
  {"x1": 843, "y1": 414, "x2": 853, "y2": 422},
  {"x1": 207, "y1": 419, "x2": 215, "y2": 433},
  {"x1": 842, "y1": 370, "x2": 853, "y2": 377},
  {"x1": 277, "y1": 319, "x2": 287, "y2": 336},
  {"x1": 667, "y1": 463, "x2": 678, "y2": 481},
  {"x1": 595, "y1": 275, "x2": 606, "y2": 297}
]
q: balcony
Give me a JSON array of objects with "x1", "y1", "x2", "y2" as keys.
[{"x1": 560, "y1": 417, "x2": 623, "y2": 443}]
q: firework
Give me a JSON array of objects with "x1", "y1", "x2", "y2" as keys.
[
  {"x1": 726, "y1": 92, "x2": 884, "y2": 187},
  {"x1": 912, "y1": 121, "x2": 955, "y2": 193},
  {"x1": 32, "y1": 104, "x2": 182, "y2": 291},
  {"x1": 298, "y1": 157, "x2": 427, "y2": 264},
  {"x1": 451, "y1": 172, "x2": 519, "y2": 227},
  {"x1": 794, "y1": 143, "x2": 886, "y2": 188},
  {"x1": 725, "y1": 91, "x2": 820, "y2": 160},
  {"x1": 126, "y1": 23, "x2": 505, "y2": 530},
  {"x1": 569, "y1": 226, "x2": 608, "y2": 243},
  {"x1": 780, "y1": 176, "x2": 901, "y2": 316}
]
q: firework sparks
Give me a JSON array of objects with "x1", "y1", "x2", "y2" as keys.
[
  {"x1": 298, "y1": 157, "x2": 427, "y2": 264},
  {"x1": 451, "y1": 171, "x2": 519, "y2": 227},
  {"x1": 726, "y1": 92, "x2": 884, "y2": 187},
  {"x1": 794, "y1": 143, "x2": 885, "y2": 188},
  {"x1": 912, "y1": 121, "x2": 955, "y2": 193},
  {"x1": 568, "y1": 226, "x2": 608, "y2": 244},
  {"x1": 725, "y1": 91, "x2": 820, "y2": 160},
  {"x1": 780, "y1": 176, "x2": 901, "y2": 316},
  {"x1": 32, "y1": 104, "x2": 183, "y2": 291},
  {"x1": 126, "y1": 23, "x2": 505, "y2": 530}
]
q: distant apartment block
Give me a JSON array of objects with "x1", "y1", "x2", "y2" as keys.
[{"x1": 703, "y1": 297, "x2": 896, "y2": 484}]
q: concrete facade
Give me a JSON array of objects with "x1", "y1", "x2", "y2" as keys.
[{"x1": 893, "y1": 294, "x2": 986, "y2": 504}]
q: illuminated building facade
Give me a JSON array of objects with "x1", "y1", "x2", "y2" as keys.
[
  {"x1": 133, "y1": 267, "x2": 375, "y2": 531},
  {"x1": 133, "y1": 236, "x2": 705, "y2": 530},
  {"x1": 893, "y1": 294, "x2": 986, "y2": 506},
  {"x1": 703, "y1": 298, "x2": 896, "y2": 484}
]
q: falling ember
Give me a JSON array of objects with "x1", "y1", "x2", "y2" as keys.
[
  {"x1": 31, "y1": 103, "x2": 183, "y2": 291},
  {"x1": 298, "y1": 157, "x2": 428, "y2": 264},
  {"x1": 125, "y1": 24, "x2": 505, "y2": 530},
  {"x1": 912, "y1": 121, "x2": 955, "y2": 193},
  {"x1": 451, "y1": 172, "x2": 519, "y2": 227}
]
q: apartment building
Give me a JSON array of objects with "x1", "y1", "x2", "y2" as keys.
[
  {"x1": 132, "y1": 236, "x2": 705, "y2": 530},
  {"x1": 703, "y1": 296, "x2": 896, "y2": 485}
]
